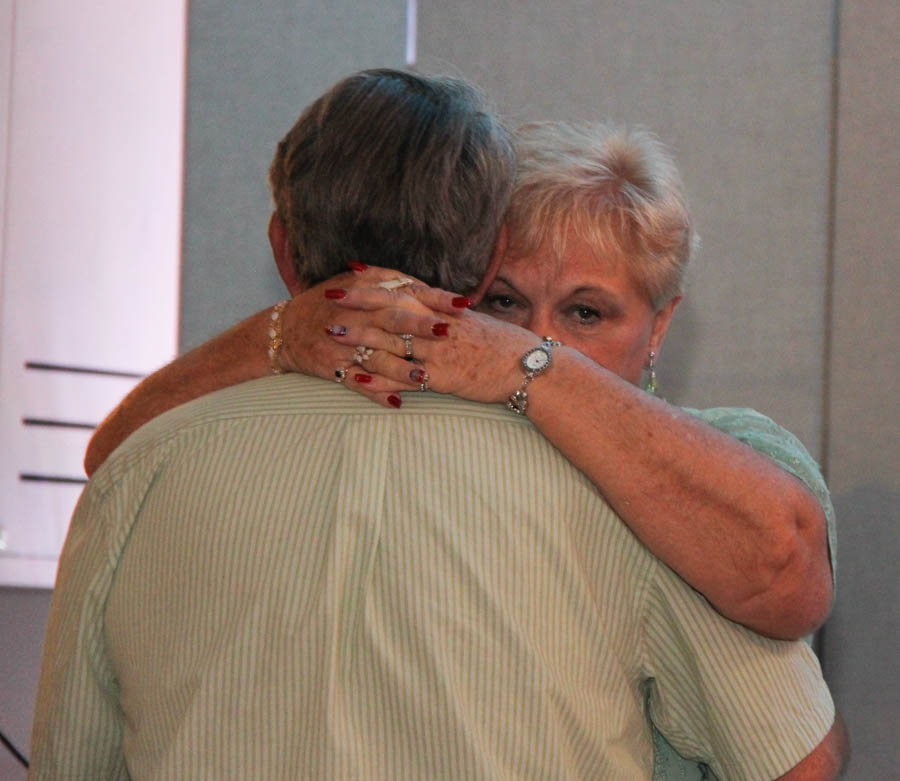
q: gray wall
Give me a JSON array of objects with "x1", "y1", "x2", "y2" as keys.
[
  {"x1": 417, "y1": 0, "x2": 835, "y2": 453},
  {"x1": 821, "y1": 2, "x2": 900, "y2": 778},
  {"x1": 179, "y1": 0, "x2": 406, "y2": 348},
  {"x1": 2, "y1": 1, "x2": 897, "y2": 778},
  {"x1": 0, "y1": 588, "x2": 49, "y2": 779}
]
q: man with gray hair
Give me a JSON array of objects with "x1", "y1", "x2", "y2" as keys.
[{"x1": 31, "y1": 69, "x2": 840, "y2": 779}]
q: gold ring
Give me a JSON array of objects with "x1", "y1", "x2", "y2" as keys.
[{"x1": 378, "y1": 277, "x2": 415, "y2": 290}]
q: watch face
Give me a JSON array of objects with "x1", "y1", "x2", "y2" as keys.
[{"x1": 523, "y1": 347, "x2": 550, "y2": 372}]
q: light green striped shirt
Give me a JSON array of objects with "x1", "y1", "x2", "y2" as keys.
[{"x1": 30, "y1": 375, "x2": 834, "y2": 780}]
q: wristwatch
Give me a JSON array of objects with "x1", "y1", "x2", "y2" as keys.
[{"x1": 507, "y1": 338, "x2": 561, "y2": 415}]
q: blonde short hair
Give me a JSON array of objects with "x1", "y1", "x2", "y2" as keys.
[{"x1": 506, "y1": 122, "x2": 696, "y2": 310}]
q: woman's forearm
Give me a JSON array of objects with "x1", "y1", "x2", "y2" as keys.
[
  {"x1": 84, "y1": 308, "x2": 274, "y2": 476},
  {"x1": 775, "y1": 713, "x2": 848, "y2": 780},
  {"x1": 319, "y1": 291, "x2": 834, "y2": 638},
  {"x1": 526, "y1": 348, "x2": 832, "y2": 639},
  {"x1": 86, "y1": 283, "x2": 834, "y2": 640},
  {"x1": 84, "y1": 270, "x2": 432, "y2": 476}
]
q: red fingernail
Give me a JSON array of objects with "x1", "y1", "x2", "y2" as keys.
[
  {"x1": 432, "y1": 322, "x2": 450, "y2": 337},
  {"x1": 348, "y1": 261, "x2": 368, "y2": 272},
  {"x1": 451, "y1": 296, "x2": 473, "y2": 308},
  {"x1": 387, "y1": 394, "x2": 402, "y2": 408},
  {"x1": 325, "y1": 288, "x2": 347, "y2": 299},
  {"x1": 354, "y1": 373, "x2": 372, "y2": 383}
]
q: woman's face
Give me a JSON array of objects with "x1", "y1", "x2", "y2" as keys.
[{"x1": 476, "y1": 234, "x2": 679, "y2": 386}]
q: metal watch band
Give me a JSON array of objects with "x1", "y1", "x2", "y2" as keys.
[{"x1": 506, "y1": 338, "x2": 560, "y2": 416}]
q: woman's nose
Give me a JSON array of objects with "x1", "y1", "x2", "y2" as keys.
[{"x1": 524, "y1": 311, "x2": 555, "y2": 340}]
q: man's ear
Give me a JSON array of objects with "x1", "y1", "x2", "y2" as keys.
[
  {"x1": 469, "y1": 223, "x2": 508, "y2": 306},
  {"x1": 649, "y1": 295, "x2": 682, "y2": 355},
  {"x1": 269, "y1": 212, "x2": 306, "y2": 295}
]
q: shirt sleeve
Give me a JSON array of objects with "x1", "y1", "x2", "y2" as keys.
[
  {"x1": 28, "y1": 455, "x2": 162, "y2": 781},
  {"x1": 683, "y1": 406, "x2": 837, "y2": 585},
  {"x1": 641, "y1": 558, "x2": 835, "y2": 781}
]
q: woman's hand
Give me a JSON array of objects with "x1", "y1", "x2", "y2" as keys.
[
  {"x1": 279, "y1": 267, "x2": 481, "y2": 406},
  {"x1": 321, "y1": 275, "x2": 544, "y2": 405}
]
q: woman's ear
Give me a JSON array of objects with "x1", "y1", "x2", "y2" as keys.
[
  {"x1": 469, "y1": 223, "x2": 508, "y2": 305},
  {"x1": 269, "y1": 212, "x2": 306, "y2": 295},
  {"x1": 649, "y1": 296, "x2": 682, "y2": 355}
]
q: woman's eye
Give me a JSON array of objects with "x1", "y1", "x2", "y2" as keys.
[
  {"x1": 572, "y1": 306, "x2": 602, "y2": 323},
  {"x1": 486, "y1": 294, "x2": 518, "y2": 310}
]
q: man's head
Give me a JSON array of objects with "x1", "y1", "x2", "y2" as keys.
[{"x1": 269, "y1": 68, "x2": 515, "y2": 295}]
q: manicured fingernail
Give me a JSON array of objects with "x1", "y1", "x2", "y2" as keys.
[
  {"x1": 451, "y1": 296, "x2": 473, "y2": 308},
  {"x1": 409, "y1": 368, "x2": 427, "y2": 383},
  {"x1": 348, "y1": 261, "x2": 368, "y2": 272},
  {"x1": 387, "y1": 394, "x2": 402, "y2": 408},
  {"x1": 325, "y1": 288, "x2": 347, "y2": 299},
  {"x1": 431, "y1": 322, "x2": 450, "y2": 337},
  {"x1": 354, "y1": 373, "x2": 372, "y2": 383},
  {"x1": 325, "y1": 325, "x2": 347, "y2": 336}
]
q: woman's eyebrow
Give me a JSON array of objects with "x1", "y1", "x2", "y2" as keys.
[
  {"x1": 568, "y1": 286, "x2": 624, "y2": 310},
  {"x1": 490, "y1": 275, "x2": 528, "y2": 297}
]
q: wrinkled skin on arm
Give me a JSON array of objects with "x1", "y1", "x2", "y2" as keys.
[
  {"x1": 85, "y1": 268, "x2": 833, "y2": 640},
  {"x1": 322, "y1": 272, "x2": 834, "y2": 640},
  {"x1": 83, "y1": 268, "x2": 455, "y2": 475}
]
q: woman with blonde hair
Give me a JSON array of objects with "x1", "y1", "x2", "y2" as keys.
[
  {"x1": 88, "y1": 119, "x2": 834, "y2": 642},
  {"x1": 85, "y1": 115, "x2": 840, "y2": 779}
]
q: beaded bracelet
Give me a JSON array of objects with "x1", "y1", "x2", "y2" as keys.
[{"x1": 267, "y1": 299, "x2": 289, "y2": 374}]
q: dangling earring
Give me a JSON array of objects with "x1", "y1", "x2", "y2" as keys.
[{"x1": 644, "y1": 351, "x2": 658, "y2": 395}]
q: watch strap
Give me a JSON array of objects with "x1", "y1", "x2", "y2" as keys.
[{"x1": 506, "y1": 339, "x2": 560, "y2": 416}]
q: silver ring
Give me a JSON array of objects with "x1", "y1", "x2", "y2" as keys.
[
  {"x1": 334, "y1": 368, "x2": 347, "y2": 383},
  {"x1": 401, "y1": 333, "x2": 414, "y2": 359},
  {"x1": 353, "y1": 345, "x2": 373, "y2": 365},
  {"x1": 418, "y1": 370, "x2": 430, "y2": 392}
]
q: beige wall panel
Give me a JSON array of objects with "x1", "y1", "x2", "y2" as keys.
[
  {"x1": 418, "y1": 0, "x2": 833, "y2": 454},
  {"x1": 0, "y1": 0, "x2": 10, "y2": 282},
  {"x1": 180, "y1": 0, "x2": 405, "y2": 349},
  {"x1": 823, "y1": 1, "x2": 900, "y2": 778}
]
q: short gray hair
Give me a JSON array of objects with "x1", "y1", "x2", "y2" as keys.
[
  {"x1": 269, "y1": 69, "x2": 515, "y2": 293},
  {"x1": 507, "y1": 122, "x2": 696, "y2": 309}
]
